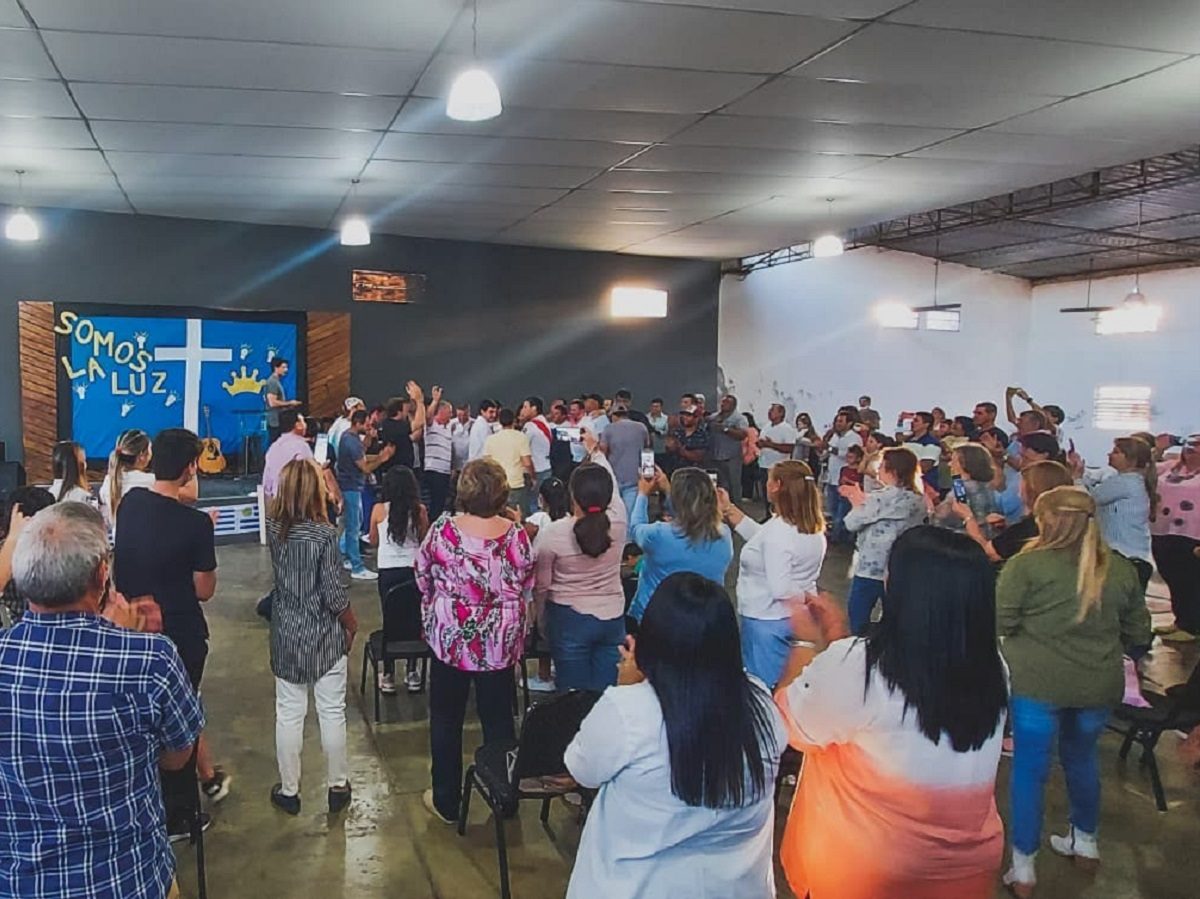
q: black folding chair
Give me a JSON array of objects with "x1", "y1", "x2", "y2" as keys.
[
  {"x1": 516, "y1": 627, "x2": 554, "y2": 714},
  {"x1": 359, "y1": 578, "x2": 429, "y2": 724},
  {"x1": 1109, "y1": 657, "x2": 1200, "y2": 811},
  {"x1": 458, "y1": 689, "x2": 602, "y2": 899}
]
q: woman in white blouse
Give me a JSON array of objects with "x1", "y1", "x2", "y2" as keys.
[
  {"x1": 719, "y1": 459, "x2": 826, "y2": 688},
  {"x1": 564, "y1": 572, "x2": 786, "y2": 899},
  {"x1": 99, "y1": 429, "x2": 154, "y2": 527},
  {"x1": 51, "y1": 441, "x2": 94, "y2": 504}
]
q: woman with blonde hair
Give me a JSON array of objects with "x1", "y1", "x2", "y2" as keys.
[
  {"x1": 267, "y1": 458, "x2": 357, "y2": 816},
  {"x1": 840, "y1": 446, "x2": 928, "y2": 634},
  {"x1": 719, "y1": 460, "x2": 826, "y2": 687},
  {"x1": 936, "y1": 442, "x2": 1000, "y2": 539},
  {"x1": 99, "y1": 429, "x2": 153, "y2": 526},
  {"x1": 996, "y1": 486, "x2": 1151, "y2": 895},
  {"x1": 957, "y1": 461, "x2": 1073, "y2": 564},
  {"x1": 1073, "y1": 436, "x2": 1156, "y2": 590},
  {"x1": 628, "y1": 466, "x2": 733, "y2": 622},
  {"x1": 416, "y1": 457, "x2": 535, "y2": 824}
]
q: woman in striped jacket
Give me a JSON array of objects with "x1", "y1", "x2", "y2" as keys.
[{"x1": 267, "y1": 458, "x2": 358, "y2": 817}]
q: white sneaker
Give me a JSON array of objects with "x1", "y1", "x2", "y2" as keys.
[
  {"x1": 342, "y1": 560, "x2": 352, "y2": 571},
  {"x1": 1002, "y1": 849, "x2": 1036, "y2": 898},
  {"x1": 1049, "y1": 826, "x2": 1100, "y2": 871},
  {"x1": 378, "y1": 673, "x2": 397, "y2": 695},
  {"x1": 351, "y1": 569, "x2": 378, "y2": 581},
  {"x1": 405, "y1": 670, "x2": 424, "y2": 693},
  {"x1": 526, "y1": 674, "x2": 556, "y2": 693}
]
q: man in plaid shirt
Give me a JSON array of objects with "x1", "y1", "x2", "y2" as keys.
[{"x1": 0, "y1": 503, "x2": 203, "y2": 899}]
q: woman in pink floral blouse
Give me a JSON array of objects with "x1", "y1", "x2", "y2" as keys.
[{"x1": 416, "y1": 457, "x2": 535, "y2": 823}]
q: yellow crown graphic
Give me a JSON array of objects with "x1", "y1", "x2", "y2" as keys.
[{"x1": 222, "y1": 366, "x2": 266, "y2": 396}]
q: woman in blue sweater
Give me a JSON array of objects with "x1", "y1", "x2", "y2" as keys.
[{"x1": 627, "y1": 467, "x2": 733, "y2": 622}]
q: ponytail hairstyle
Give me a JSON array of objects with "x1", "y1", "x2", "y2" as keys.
[
  {"x1": 538, "y1": 476, "x2": 570, "y2": 521},
  {"x1": 1024, "y1": 486, "x2": 1108, "y2": 621},
  {"x1": 770, "y1": 460, "x2": 824, "y2": 534},
  {"x1": 881, "y1": 446, "x2": 921, "y2": 494},
  {"x1": 382, "y1": 465, "x2": 423, "y2": 545},
  {"x1": 52, "y1": 441, "x2": 89, "y2": 501},
  {"x1": 1116, "y1": 436, "x2": 1158, "y2": 523},
  {"x1": 570, "y1": 463, "x2": 614, "y2": 558},
  {"x1": 108, "y1": 429, "x2": 151, "y2": 515}
]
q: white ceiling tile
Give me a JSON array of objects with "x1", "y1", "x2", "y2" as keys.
[
  {"x1": 521, "y1": 205, "x2": 700, "y2": 226},
  {"x1": 90, "y1": 121, "x2": 380, "y2": 157},
  {"x1": 120, "y1": 175, "x2": 348, "y2": 201},
  {"x1": 24, "y1": 0, "x2": 460, "y2": 51},
  {"x1": 725, "y1": 78, "x2": 1055, "y2": 129},
  {"x1": 590, "y1": 167, "x2": 840, "y2": 196},
  {"x1": 362, "y1": 183, "x2": 568, "y2": 206},
  {"x1": 105, "y1": 152, "x2": 366, "y2": 181},
  {"x1": 128, "y1": 202, "x2": 336, "y2": 228},
  {"x1": 627, "y1": 1, "x2": 905, "y2": 17},
  {"x1": 391, "y1": 99, "x2": 698, "y2": 142},
  {"x1": 554, "y1": 188, "x2": 765, "y2": 212},
  {"x1": 439, "y1": 0, "x2": 855, "y2": 73},
  {"x1": 890, "y1": 0, "x2": 1200, "y2": 55},
  {"x1": 619, "y1": 145, "x2": 871, "y2": 177},
  {"x1": 73, "y1": 84, "x2": 401, "y2": 130},
  {"x1": 839, "y1": 155, "x2": 1084, "y2": 187},
  {"x1": 0, "y1": 147, "x2": 111, "y2": 174},
  {"x1": 0, "y1": 116, "x2": 92, "y2": 149},
  {"x1": 363, "y1": 159, "x2": 601, "y2": 189},
  {"x1": 0, "y1": 184, "x2": 129, "y2": 213},
  {"x1": 907, "y1": 131, "x2": 1146, "y2": 167},
  {"x1": 0, "y1": 1, "x2": 27, "y2": 27},
  {"x1": 41, "y1": 31, "x2": 427, "y2": 94},
  {"x1": 375, "y1": 132, "x2": 640, "y2": 167},
  {"x1": 0, "y1": 29, "x2": 56, "y2": 78},
  {"x1": 669, "y1": 115, "x2": 955, "y2": 154},
  {"x1": 0, "y1": 78, "x2": 77, "y2": 117},
  {"x1": 415, "y1": 54, "x2": 765, "y2": 114},
  {"x1": 801, "y1": 24, "x2": 1183, "y2": 96}
]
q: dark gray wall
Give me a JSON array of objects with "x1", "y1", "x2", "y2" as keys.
[{"x1": 0, "y1": 207, "x2": 720, "y2": 463}]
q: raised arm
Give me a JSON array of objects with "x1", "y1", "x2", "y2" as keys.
[{"x1": 407, "y1": 381, "x2": 427, "y2": 442}]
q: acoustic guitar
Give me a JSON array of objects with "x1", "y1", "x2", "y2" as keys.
[{"x1": 198, "y1": 405, "x2": 227, "y2": 475}]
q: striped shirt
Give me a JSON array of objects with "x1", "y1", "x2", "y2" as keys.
[
  {"x1": 267, "y1": 519, "x2": 350, "y2": 683},
  {"x1": 423, "y1": 421, "x2": 453, "y2": 475}
]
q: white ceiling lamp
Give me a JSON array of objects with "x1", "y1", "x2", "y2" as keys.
[
  {"x1": 5, "y1": 170, "x2": 39, "y2": 242},
  {"x1": 339, "y1": 178, "x2": 371, "y2": 246},
  {"x1": 446, "y1": 0, "x2": 502, "y2": 122},
  {"x1": 1098, "y1": 199, "x2": 1163, "y2": 334},
  {"x1": 811, "y1": 198, "x2": 844, "y2": 258}
]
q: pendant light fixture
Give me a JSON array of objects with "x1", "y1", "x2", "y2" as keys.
[
  {"x1": 5, "y1": 170, "x2": 40, "y2": 242},
  {"x1": 1097, "y1": 198, "x2": 1162, "y2": 334},
  {"x1": 446, "y1": 0, "x2": 502, "y2": 122},
  {"x1": 339, "y1": 179, "x2": 371, "y2": 246},
  {"x1": 811, "y1": 198, "x2": 844, "y2": 258}
]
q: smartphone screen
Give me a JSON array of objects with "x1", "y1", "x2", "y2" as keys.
[
  {"x1": 951, "y1": 475, "x2": 967, "y2": 502},
  {"x1": 314, "y1": 433, "x2": 329, "y2": 466},
  {"x1": 707, "y1": 471, "x2": 719, "y2": 487},
  {"x1": 640, "y1": 450, "x2": 656, "y2": 479}
]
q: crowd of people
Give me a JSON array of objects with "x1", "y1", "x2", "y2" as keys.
[{"x1": 0, "y1": 378, "x2": 1197, "y2": 899}]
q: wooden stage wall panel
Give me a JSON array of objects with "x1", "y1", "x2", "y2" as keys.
[
  {"x1": 18, "y1": 301, "x2": 57, "y2": 484},
  {"x1": 306, "y1": 312, "x2": 351, "y2": 420}
]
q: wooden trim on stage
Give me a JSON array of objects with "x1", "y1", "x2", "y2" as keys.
[
  {"x1": 18, "y1": 301, "x2": 57, "y2": 484},
  {"x1": 305, "y1": 312, "x2": 350, "y2": 420}
]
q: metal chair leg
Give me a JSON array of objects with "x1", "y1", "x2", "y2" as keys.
[
  {"x1": 1142, "y1": 745, "x2": 1168, "y2": 812},
  {"x1": 359, "y1": 647, "x2": 368, "y2": 695},
  {"x1": 458, "y1": 767, "x2": 474, "y2": 836},
  {"x1": 1117, "y1": 727, "x2": 1136, "y2": 761},
  {"x1": 494, "y1": 801, "x2": 511, "y2": 899},
  {"x1": 540, "y1": 796, "x2": 552, "y2": 824}
]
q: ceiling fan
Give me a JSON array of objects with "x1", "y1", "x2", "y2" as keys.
[{"x1": 1058, "y1": 258, "x2": 1112, "y2": 314}]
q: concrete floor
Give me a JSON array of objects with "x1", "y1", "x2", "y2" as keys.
[{"x1": 176, "y1": 534, "x2": 1200, "y2": 899}]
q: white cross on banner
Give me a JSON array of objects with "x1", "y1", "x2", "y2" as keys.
[{"x1": 154, "y1": 318, "x2": 233, "y2": 433}]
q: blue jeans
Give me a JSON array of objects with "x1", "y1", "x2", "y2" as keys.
[
  {"x1": 1009, "y1": 695, "x2": 1109, "y2": 854},
  {"x1": 530, "y1": 469, "x2": 552, "y2": 515},
  {"x1": 339, "y1": 490, "x2": 365, "y2": 573},
  {"x1": 619, "y1": 484, "x2": 639, "y2": 521},
  {"x1": 824, "y1": 483, "x2": 850, "y2": 544},
  {"x1": 847, "y1": 576, "x2": 886, "y2": 635},
  {"x1": 546, "y1": 601, "x2": 625, "y2": 693},
  {"x1": 740, "y1": 615, "x2": 793, "y2": 689}
]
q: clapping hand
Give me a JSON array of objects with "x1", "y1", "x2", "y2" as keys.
[
  {"x1": 430, "y1": 385, "x2": 443, "y2": 404},
  {"x1": 838, "y1": 484, "x2": 866, "y2": 507},
  {"x1": 788, "y1": 592, "x2": 850, "y2": 649},
  {"x1": 616, "y1": 635, "x2": 644, "y2": 685},
  {"x1": 405, "y1": 380, "x2": 424, "y2": 403}
]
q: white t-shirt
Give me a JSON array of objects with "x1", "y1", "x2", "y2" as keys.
[
  {"x1": 99, "y1": 469, "x2": 156, "y2": 527},
  {"x1": 565, "y1": 679, "x2": 786, "y2": 899},
  {"x1": 376, "y1": 501, "x2": 421, "y2": 569},
  {"x1": 523, "y1": 416, "x2": 552, "y2": 474},
  {"x1": 733, "y1": 515, "x2": 826, "y2": 620},
  {"x1": 327, "y1": 415, "x2": 351, "y2": 453},
  {"x1": 450, "y1": 418, "x2": 473, "y2": 470},
  {"x1": 468, "y1": 417, "x2": 499, "y2": 461},
  {"x1": 758, "y1": 422, "x2": 798, "y2": 471},
  {"x1": 51, "y1": 481, "x2": 94, "y2": 505},
  {"x1": 823, "y1": 429, "x2": 863, "y2": 485}
]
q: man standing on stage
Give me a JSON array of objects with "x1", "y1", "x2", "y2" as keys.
[{"x1": 263, "y1": 357, "x2": 300, "y2": 446}]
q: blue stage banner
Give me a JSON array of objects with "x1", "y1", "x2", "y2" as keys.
[{"x1": 55, "y1": 309, "x2": 299, "y2": 459}]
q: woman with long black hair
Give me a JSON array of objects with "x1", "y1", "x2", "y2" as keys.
[
  {"x1": 564, "y1": 573, "x2": 786, "y2": 898},
  {"x1": 368, "y1": 465, "x2": 429, "y2": 694},
  {"x1": 50, "y1": 441, "x2": 93, "y2": 504},
  {"x1": 775, "y1": 526, "x2": 1008, "y2": 899}
]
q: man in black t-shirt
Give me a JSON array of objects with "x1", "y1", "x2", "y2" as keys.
[
  {"x1": 378, "y1": 382, "x2": 427, "y2": 473},
  {"x1": 114, "y1": 427, "x2": 226, "y2": 835}
]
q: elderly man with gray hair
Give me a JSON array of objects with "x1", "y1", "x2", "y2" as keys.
[{"x1": 0, "y1": 502, "x2": 204, "y2": 899}]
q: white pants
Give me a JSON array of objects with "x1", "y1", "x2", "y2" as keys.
[{"x1": 274, "y1": 655, "x2": 349, "y2": 796}]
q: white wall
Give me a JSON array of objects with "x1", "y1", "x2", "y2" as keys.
[
  {"x1": 1029, "y1": 269, "x2": 1200, "y2": 458},
  {"x1": 719, "y1": 249, "x2": 1200, "y2": 462},
  {"x1": 718, "y1": 248, "x2": 1031, "y2": 433}
]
